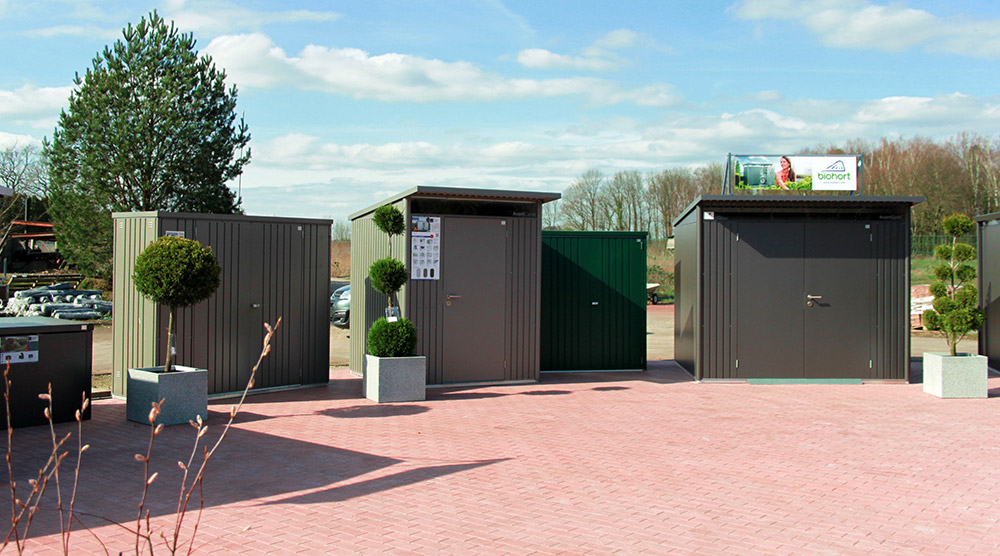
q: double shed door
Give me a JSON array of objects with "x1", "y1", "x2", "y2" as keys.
[{"x1": 734, "y1": 220, "x2": 873, "y2": 379}]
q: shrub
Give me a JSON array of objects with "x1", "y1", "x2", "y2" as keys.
[
  {"x1": 133, "y1": 236, "x2": 221, "y2": 370},
  {"x1": 373, "y1": 205, "x2": 405, "y2": 236},
  {"x1": 367, "y1": 317, "x2": 417, "y2": 357},
  {"x1": 369, "y1": 257, "x2": 408, "y2": 300},
  {"x1": 921, "y1": 213, "x2": 983, "y2": 356}
]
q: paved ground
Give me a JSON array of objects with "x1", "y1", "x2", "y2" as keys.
[{"x1": 7, "y1": 305, "x2": 998, "y2": 554}]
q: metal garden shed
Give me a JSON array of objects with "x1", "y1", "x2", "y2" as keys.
[
  {"x1": 540, "y1": 231, "x2": 647, "y2": 372},
  {"x1": 112, "y1": 211, "x2": 332, "y2": 397},
  {"x1": 349, "y1": 186, "x2": 560, "y2": 385},
  {"x1": 976, "y1": 212, "x2": 1000, "y2": 370},
  {"x1": 673, "y1": 195, "x2": 923, "y2": 381}
]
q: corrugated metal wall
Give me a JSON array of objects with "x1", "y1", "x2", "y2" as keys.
[
  {"x1": 113, "y1": 212, "x2": 331, "y2": 397},
  {"x1": 111, "y1": 215, "x2": 159, "y2": 395},
  {"x1": 692, "y1": 208, "x2": 912, "y2": 381},
  {"x1": 406, "y1": 213, "x2": 541, "y2": 384},
  {"x1": 871, "y1": 219, "x2": 910, "y2": 380},
  {"x1": 348, "y1": 199, "x2": 408, "y2": 374},
  {"x1": 979, "y1": 216, "x2": 1000, "y2": 370},
  {"x1": 672, "y1": 211, "x2": 699, "y2": 377},
  {"x1": 700, "y1": 220, "x2": 737, "y2": 380},
  {"x1": 540, "y1": 231, "x2": 646, "y2": 372}
]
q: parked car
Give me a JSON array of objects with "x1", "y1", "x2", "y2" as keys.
[{"x1": 331, "y1": 284, "x2": 350, "y2": 329}]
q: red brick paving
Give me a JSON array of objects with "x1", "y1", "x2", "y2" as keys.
[{"x1": 5, "y1": 361, "x2": 1000, "y2": 554}]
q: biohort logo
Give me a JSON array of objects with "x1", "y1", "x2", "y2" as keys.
[{"x1": 817, "y1": 160, "x2": 851, "y2": 180}]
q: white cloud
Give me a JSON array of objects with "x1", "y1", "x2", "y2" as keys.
[
  {"x1": 0, "y1": 85, "x2": 72, "y2": 117},
  {"x1": 517, "y1": 48, "x2": 618, "y2": 71},
  {"x1": 732, "y1": 0, "x2": 1000, "y2": 58},
  {"x1": 25, "y1": 24, "x2": 120, "y2": 39},
  {"x1": 164, "y1": 1, "x2": 340, "y2": 35},
  {"x1": 205, "y1": 33, "x2": 678, "y2": 106},
  {"x1": 0, "y1": 132, "x2": 42, "y2": 150},
  {"x1": 516, "y1": 28, "x2": 672, "y2": 72}
]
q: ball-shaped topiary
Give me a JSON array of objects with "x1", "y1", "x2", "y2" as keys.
[
  {"x1": 367, "y1": 317, "x2": 417, "y2": 357},
  {"x1": 373, "y1": 205, "x2": 405, "y2": 237},
  {"x1": 133, "y1": 236, "x2": 221, "y2": 370},
  {"x1": 134, "y1": 236, "x2": 221, "y2": 309},
  {"x1": 369, "y1": 257, "x2": 407, "y2": 303}
]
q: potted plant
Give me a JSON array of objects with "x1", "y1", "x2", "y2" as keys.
[
  {"x1": 921, "y1": 213, "x2": 987, "y2": 398},
  {"x1": 126, "y1": 236, "x2": 222, "y2": 424},
  {"x1": 364, "y1": 205, "x2": 425, "y2": 403}
]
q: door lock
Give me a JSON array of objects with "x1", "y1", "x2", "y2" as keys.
[{"x1": 806, "y1": 294, "x2": 821, "y2": 307}]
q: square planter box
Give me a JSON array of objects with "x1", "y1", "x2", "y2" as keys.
[
  {"x1": 365, "y1": 354, "x2": 426, "y2": 403},
  {"x1": 127, "y1": 366, "x2": 208, "y2": 425},
  {"x1": 923, "y1": 352, "x2": 988, "y2": 398}
]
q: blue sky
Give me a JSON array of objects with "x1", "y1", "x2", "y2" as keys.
[{"x1": 2, "y1": 0, "x2": 999, "y2": 222}]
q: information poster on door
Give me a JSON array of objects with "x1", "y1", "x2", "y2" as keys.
[
  {"x1": 1, "y1": 335, "x2": 39, "y2": 364},
  {"x1": 411, "y1": 216, "x2": 441, "y2": 280}
]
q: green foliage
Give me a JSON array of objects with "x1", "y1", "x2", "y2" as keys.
[
  {"x1": 921, "y1": 213, "x2": 983, "y2": 355},
  {"x1": 133, "y1": 236, "x2": 221, "y2": 309},
  {"x1": 45, "y1": 10, "x2": 249, "y2": 280},
  {"x1": 942, "y1": 213, "x2": 974, "y2": 237},
  {"x1": 367, "y1": 318, "x2": 417, "y2": 357},
  {"x1": 787, "y1": 176, "x2": 813, "y2": 190},
  {"x1": 373, "y1": 205, "x2": 405, "y2": 237},
  {"x1": 647, "y1": 264, "x2": 674, "y2": 299},
  {"x1": 369, "y1": 257, "x2": 407, "y2": 299}
]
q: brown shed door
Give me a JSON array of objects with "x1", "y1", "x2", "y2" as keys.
[
  {"x1": 735, "y1": 221, "x2": 872, "y2": 379},
  {"x1": 441, "y1": 217, "x2": 507, "y2": 383}
]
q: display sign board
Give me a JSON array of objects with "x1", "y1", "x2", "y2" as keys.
[
  {"x1": 730, "y1": 155, "x2": 860, "y2": 192},
  {"x1": 411, "y1": 216, "x2": 441, "y2": 280},
  {"x1": 1, "y1": 335, "x2": 39, "y2": 364}
]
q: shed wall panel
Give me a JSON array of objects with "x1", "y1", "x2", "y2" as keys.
[
  {"x1": 114, "y1": 212, "x2": 331, "y2": 397},
  {"x1": 872, "y1": 219, "x2": 909, "y2": 380},
  {"x1": 701, "y1": 220, "x2": 737, "y2": 379},
  {"x1": 981, "y1": 219, "x2": 1000, "y2": 370},
  {"x1": 541, "y1": 231, "x2": 646, "y2": 372},
  {"x1": 673, "y1": 212, "x2": 699, "y2": 376}
]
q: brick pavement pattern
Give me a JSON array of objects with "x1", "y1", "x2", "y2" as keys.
[{"x1": 5, "y1": 362, "x2": 1000, "y2": 555}]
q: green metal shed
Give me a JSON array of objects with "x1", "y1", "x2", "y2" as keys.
[
  {"x1": 112, "y1": 211, "x2": 332, "y2": 397},
  {"x1": 540, "y1": 231, "x2": 647, "y2": 372}
]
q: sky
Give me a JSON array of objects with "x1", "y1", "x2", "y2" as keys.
[{"x1": 2, "y1": 0, "x2": 1000, "y2": 223}]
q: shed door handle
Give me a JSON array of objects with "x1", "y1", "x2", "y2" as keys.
[
  {"x1": 251, "y1": 303, "x2": 262, "y2": 309},
  {"x1": 806, "y1": 295, "x2": 823, "y2": 300},
  {"x1": 446, "y1": 295, "x2": 461, "y2": 300}
]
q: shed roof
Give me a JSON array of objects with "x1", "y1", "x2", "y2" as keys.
[
  {"x1": 112, "y1": 211, "x2": 333, "y2": 226},
  {"x1": 349, "y1": 186, "x2": 561, "y2": 220},
  {"x1": 974, "y1": 211, "x2": 1000, "y2": 223},
  {"x1": 673, "y1": 194, "x2": 925, "y2": 227}
]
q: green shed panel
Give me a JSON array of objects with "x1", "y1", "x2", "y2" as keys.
[{"x1": 541, "y1": 231, "x2": 647, "y2": 372}]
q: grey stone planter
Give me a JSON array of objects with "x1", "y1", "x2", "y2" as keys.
[
  {"x1": 923, "y1": 352, "x2": 988, "y2": 398},
  {"x1": 364, "y1": 354, "x2": 426, "y2": 403},
  {"x1": 127, "y1": 366, "x2": 208, "y2": 425}
]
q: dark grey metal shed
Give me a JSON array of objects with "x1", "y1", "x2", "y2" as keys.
[
  {"x1": 673, "y1": 195, "x2": 923, "y2": 381},
  {"x1": 976, "y1": 212, "x2": 1000, "y2": 370},
  {"x1": 112, "y1": 211, "x2": 332, "y2": 397},
  {"x1": 349, "y1": 186, "x2": 560, "y2": 385}
]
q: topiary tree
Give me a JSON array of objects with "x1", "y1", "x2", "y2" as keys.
[
  {"x1": 922, "y1": 213, "x2": 984, "y2": 356},
  {"x1": 133, "y1": 236, "x2": 221, "y2": 371},
  {"x1": 367, "y1": 204, "x2": 416, "y2": 357}
]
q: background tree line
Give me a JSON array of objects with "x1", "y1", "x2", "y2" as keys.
[{"x1": 548, "y1": 133, "x2": 1000, "y2": 237}]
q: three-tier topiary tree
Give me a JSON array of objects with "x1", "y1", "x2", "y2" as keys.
[
  {"x1": 922, "y1": 213, "x2": 984, "y2": 356},
  {"x1": 367, "y1": 205, "x2": 417, "y2": 357},
  {"x1": 133, "y1": 236, "x2": 222, "y2": 371}
]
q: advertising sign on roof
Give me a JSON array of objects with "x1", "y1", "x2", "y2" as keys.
[{"x1": 731, "y1": 155, "x2": 859, "y2": 192}]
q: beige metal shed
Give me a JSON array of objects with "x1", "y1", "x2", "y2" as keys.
[{"x1": 112, "y1": 211, "x2": 332, "y2": 397}]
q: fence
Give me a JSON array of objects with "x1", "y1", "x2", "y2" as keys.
[{"x1": 911, "y1": 234, "x2": 977, "y2": 256}]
